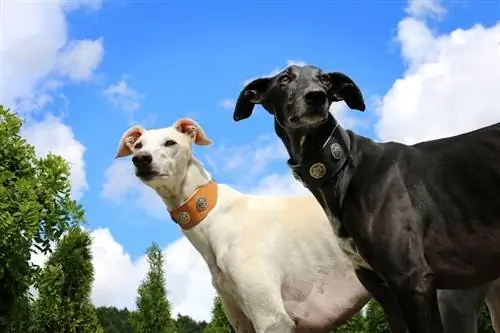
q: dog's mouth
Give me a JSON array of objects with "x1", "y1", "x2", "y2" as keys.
[
  {"x1": 288, "y1": 108, "x2": 329, "y2": 128},
  {"x1": 135, "y1": 169, "x2": 162, "y2": 181}
]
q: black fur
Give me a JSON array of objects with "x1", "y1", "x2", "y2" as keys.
[{"x1": 232, "y1": 64, "x2": 500, "y2": 333}]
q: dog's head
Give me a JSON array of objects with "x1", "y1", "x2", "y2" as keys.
[
  {"x1": 114, "y1": 118, "x2": 212, "y2": 191},
  {"x1": 233, "y1": 65, "x2": 366, "y2": 129}
]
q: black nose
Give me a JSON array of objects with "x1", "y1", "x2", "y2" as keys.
[
  {"x1": 304, "y1": 90, "x2": 327, "y2": 107},
  {"x1": 132, "y1": 152, "x2": 152, "y2": 168}
]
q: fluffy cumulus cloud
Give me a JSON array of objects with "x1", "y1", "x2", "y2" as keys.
[
  {"x1": 375, "y1": 0, "x2": 500, "y2": 144},
  {"x1": 21, "y1": 114, "x2": 88, "y2": 200},
  {"x1": 1, "y1": 0, "x2": 105, "y2": 199},
  {"x1": 33, "y1": 228, "x2": 215, "y2": 321},
  {"x1": 103, "y1": 79, "x2": 143, "y2": 116},
  {"x1": 1, "y1": 0, "x2": 104, "y2": 113},
  {"x1": 100, "y1": 159, "x2": 166, "y2": 218}
]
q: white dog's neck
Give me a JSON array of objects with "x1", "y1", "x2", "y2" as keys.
[{"x1": 157, "y1": 157, "x2": 212, "y2": 211}]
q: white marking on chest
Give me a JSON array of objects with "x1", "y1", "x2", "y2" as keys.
[
  {"x1": 324, "y1": 211, "x2": 372, "y2": 270},
  {"x1": 337, "y1": 237, "x2": 372, "y2": 270}
]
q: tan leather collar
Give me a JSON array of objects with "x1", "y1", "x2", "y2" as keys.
[{"x1": 168, "y1": 180, "x2": 218, "y2": 230}]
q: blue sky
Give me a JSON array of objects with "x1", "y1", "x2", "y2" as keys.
[
  {"x1": 70, "y1": 0, "x2": 499, "y2": 258},
  {"x1": 3, "y1": 0, "x2": 500, "y2": 320}
]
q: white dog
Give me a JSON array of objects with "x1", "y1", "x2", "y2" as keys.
[{"x1": 115, "y1": 118, "x2": 500, "y2": 333}]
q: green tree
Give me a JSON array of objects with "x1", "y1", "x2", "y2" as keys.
[
  {"x1": 6, "y1": 292, "x2": 34, "y2": 333},
  {"x1": 33, "y1": 227, "x2": 102, "y2": 333},
  {"x1": 204, "y1": 296, "x2": 235, "y2": 333},
  {"x1": 365, "y1": 299, "x2": 390, "y2": 333},
  {"x1": 131, "y1": 242, "x2": 174, "y2": 333},
  {"x1": 0, "y1": 106, "x2": 84, "y2": 330},
  {"x1": 96, "y1": 306, "x2": 134, "y2": 333},
  {"x1": 175, "y1": 314, "x2": 208, "y2": 333},
  {"x1": 478, "y1": 303, "x2": 494, "y2": 333},
  {"x1": 332, "y1": 311, "x2": 365, "y2": 333}
]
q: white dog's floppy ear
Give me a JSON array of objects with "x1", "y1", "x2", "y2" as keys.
[
  {"x1": 115, "y1": 125, "x2": 145, "y2": 158},
  {"x1": 173, "y1": 118, "x2": 213, "y2": 146}
]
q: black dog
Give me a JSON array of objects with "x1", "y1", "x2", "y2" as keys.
[{"x1": 232, "y1": 64, "x2": 500, "y2": 333}]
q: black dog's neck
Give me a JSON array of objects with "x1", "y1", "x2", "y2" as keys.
[
  {"x1": 275, "y1": 113, "x2": 352, "y2": 188},
  {"x1": 275, "y1": 112, "x2": 354, "y2": 233},
  {"x1": 276, "y1": 115, "x2": 339, "y2": 165}
]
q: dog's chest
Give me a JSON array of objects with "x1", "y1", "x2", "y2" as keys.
[
  {"x1": 324, "y1": 211, "x2": 372, "y2": 270},
  {"x1": 337, "y1": 237, "x2": 371, "y2": 270}
]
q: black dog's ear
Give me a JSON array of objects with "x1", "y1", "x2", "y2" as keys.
[
  {"x1": 327, "y1": 72, "x2": 366, "y2": 112},
  {"x1": 233, "y1": 78, "x2": 271, "y2": 122}
]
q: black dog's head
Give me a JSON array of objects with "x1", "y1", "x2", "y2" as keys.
[{"x1": 233, "y1": 65, "x2": 366, "y2": 129}]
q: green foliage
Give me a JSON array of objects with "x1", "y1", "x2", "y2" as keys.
[
  {"x1": 175, "y1": 314, "x2": 208, "y2": 333},
  {"x1": 131, "y1": 242, "x2": 175, "y2": 333},
  {"x1": 364, "y1": 299, "x2": 390, "y2": 333},
  {"x1": 0, "y1": 105, "x2": 84, "y2": 329},
  {"x1": 6, "y1": 292, "x2": 34, "y2": 333},
  {"x1": 478, "y1": 303, "x2": 495, "y2": 333},
  {"x1": 204, "y1": 296, "x2": 235, "y2": 333},
  {"x1": 33, "y1": 227, "x2": 102, "y2": 333},
  {"x1": 332, "y1": 311, "x2": 365, "y2": 333},
  {"x1": 96, "y1": 306, "x2": 134, "y2": 333}
]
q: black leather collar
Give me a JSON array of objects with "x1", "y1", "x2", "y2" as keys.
[{"x1": 287, "y1": 122, "x2": 351, "y2": 188}]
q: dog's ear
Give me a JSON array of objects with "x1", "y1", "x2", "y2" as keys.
[
  {"x1": 233, "y1": 77, "x2": 271, "y2": 122},
  {"x1": 115, "y1": 125, "x2": 145, "y2": 158},
  {"x1": 173, "y1": 118, "x2": 213, "y2": 146},
  {"x1": 327, "y1": 72, "x2": 366, "y2": 112}
]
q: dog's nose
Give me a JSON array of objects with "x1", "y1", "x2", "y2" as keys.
[
  {"x1": 132, "y1": 152, "x2": 152, "y2": 168},
  {"x1": 305, "y1": 90, "x2": 327, "y2": 107}
]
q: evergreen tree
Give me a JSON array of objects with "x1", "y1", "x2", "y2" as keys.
[
  {"x1": 204, "y1": 296, "x2": 235, "y2": 333},
  {"x1": 96, "y1": 306, "x2": 134, "y2": 333},
  {"x1": 33, "y1": 227, "x2": 102, "y2": 333},
  {"x1": 0, "y1": 106, "x2": 84, "y2": 330},
  {"x1": 175, "y1": 314, "x2": 208, "y2": 333},
  {"x1": 131, "y1": 242, "x2": 175, "y2": 333}
]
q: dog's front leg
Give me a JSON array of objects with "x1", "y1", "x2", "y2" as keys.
[
  {"x1": 355, "y1": 268, "x2": 409, "y2": 333},
  {"x1": 383, "y1": 257, "x2": 443, "y2": 333},
  {"x1": 217, "y1": 290, "x2": 255, "y2": 333}
]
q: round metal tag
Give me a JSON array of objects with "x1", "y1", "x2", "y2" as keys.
[
  {"x1": 196, "y1": 196, "x2": 208, "y2": 211},
  {"x1": 309, "y1": 163, "x2": 326, "y2": 179},
  {"x1": 330, "y1": 143, "x2": 344, "y2": 160},
  {"x1": 177, "y1": 212, "x2": 190, "y2": 226}
]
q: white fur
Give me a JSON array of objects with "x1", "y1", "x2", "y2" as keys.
[{"x1": 115, "y1": 119, "x2": 500, "y2": 333}]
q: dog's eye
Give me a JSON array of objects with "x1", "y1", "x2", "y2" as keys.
[
  {"x1": 278, "y1": 74, "x2": 292, "y2": 84},
  {"x1": 164, "y1": 140, "x2": 177, "y2": 147},
  {"x1": 134, "y1": 142, "x2": 143, "y2": 149},
  {"x1": 320, "y1": 74, "x2": 330, "y2": 85}
]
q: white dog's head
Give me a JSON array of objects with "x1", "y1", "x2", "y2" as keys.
[{"x1": 114, "y1": 118, "x2": 212, "y2": 192}]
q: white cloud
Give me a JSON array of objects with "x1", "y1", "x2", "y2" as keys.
[
  {"x1": 33, "y1": 227, "x2": 214, "y2": 321},
  {"x1": 103, "y1": 79, "x2": 142, "y2": 112},
  {"x1": 205, "y1": 134, "x2": 288, "y2": 176},
  {"x1": 248, "y1": 173, "x2": 307, "y2": 196},
  {"x1": 0, "y1": 0, "x2": 104, "y2": 113},
  {"x1": 30, "y1": 227, "x2": 215, "y2": 321},
  {"x1": 92, "y1": 229, "x2": 214, "y2": 321},
  {"x1": 218, "y1": 99, "x2": 235, "y2": 110},
  {"x1": 243, "y1": 59, "x2": 306, "y2": 85},
  {"x1": 103, "y1": 79, "x2": 143, "y2": 120},
  {"x1": 405, "y1": 0, "x2": 445, "y2": 19},
  {"x1": 57, "y1": 38, "x2": 104, "y2": 82},
  {"x1": 0, "y1": 0, "x2": 103, "y2": 198},
  {"x1": 101, "y1": 159, "x2": 166, "y2": 218},
  {"x1": 375, "y1": 17, "x2": 500, "y2": 144},
  {"x1": 21, "y1": 114, "x2": 88, "y2": 200}
]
